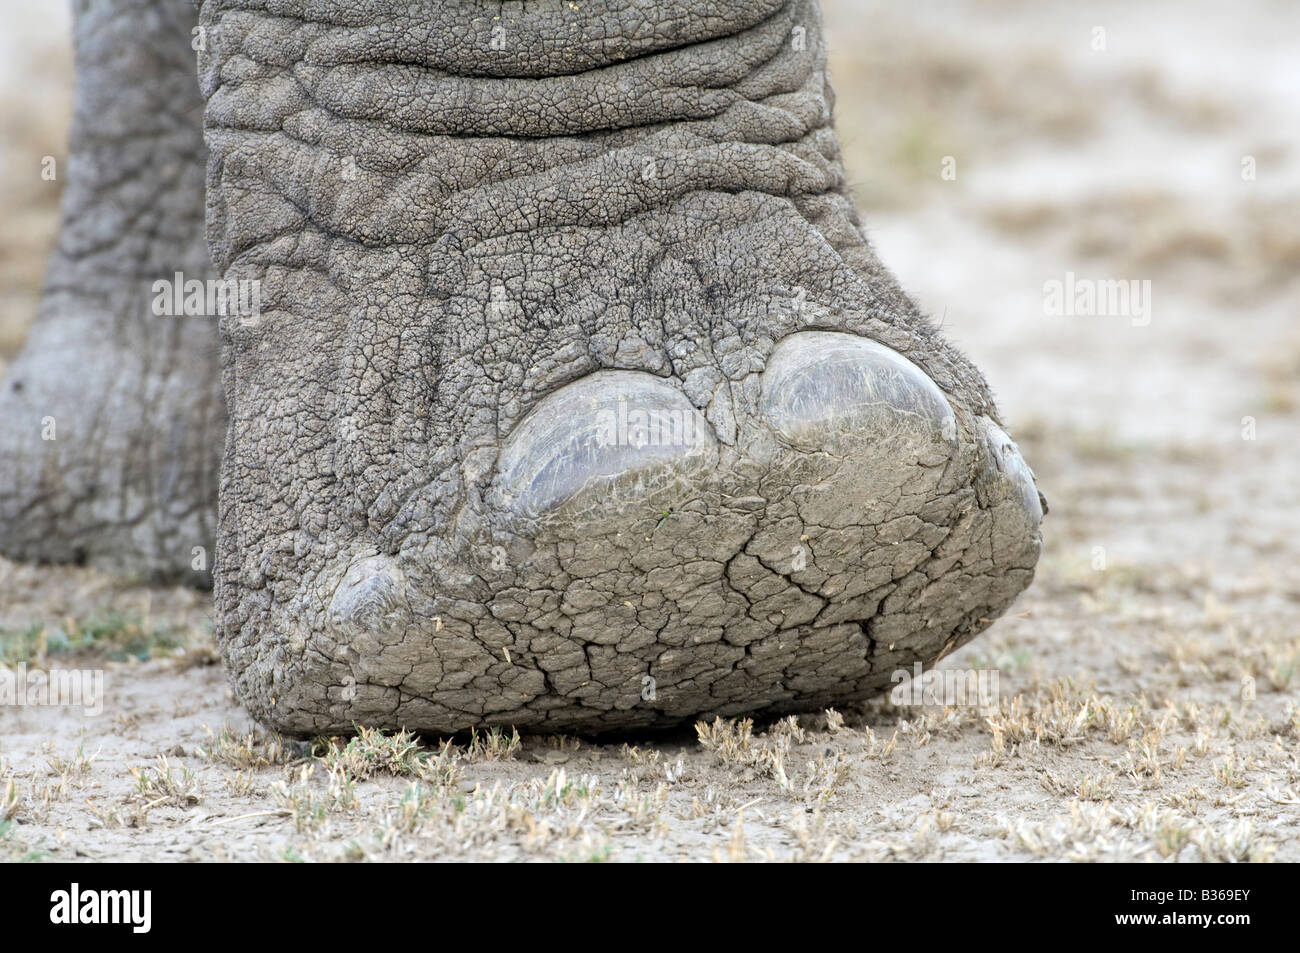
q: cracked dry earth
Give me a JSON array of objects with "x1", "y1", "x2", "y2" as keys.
[{"x1": 2, "y1": 0, "x2": 1299, "y2": 861}]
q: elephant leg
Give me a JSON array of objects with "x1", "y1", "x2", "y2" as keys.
[
  {"x1": 200, "y1": 0, "x2": 1043, "y2": 734},
  {"x1": 0, "y1": 0, "x2": 222, "y2": 581}
]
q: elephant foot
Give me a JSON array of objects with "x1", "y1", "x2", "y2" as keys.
[
  {"x1": 203, "y1": 0, "x2": 1044, "y2": 736},
  {"x1": 238, "y1": 331, "x2": 1042, "y2": 736}
]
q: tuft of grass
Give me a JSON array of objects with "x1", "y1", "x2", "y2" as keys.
[
  {"x1": 384, "y1": 781, "x2": 438, "y2": 836},
  {"x1": 466, "y1": 725, "x2": 521, "y2": 762},
  {"x1": 196, "y1": 724, "x2": 297, "y2": 768},
  {"x1": 560, "y1": 833, "x2": 613, "y2": 863},
  {"x1": 0, "y1": 623, "x2": 44, "y2": 665},
  {"x1": 1, "y1": 778, "x2": 20, "y2": 823},
  {"x1": 984, "y1": 678, "x2": 1165, "y2": 753},
  {"x1": 271, "y1": 765, "x2": 356, "y2": 834},
  {"x1": 46, "y1": 744, "x2": 98, "y2": 778},
  {"x1": 126, "y1": 756, "x2": 201, "y2": 810},
  {"x1": 316, "y1": 726, "x2": 426, "y2": 781},
  {"x1": 696, "y1": 716, "x2": 857, "y2": 800},
  {"x1": 1214, "y1": 753, "x2": 1247, "y2": 789},
  {"x1": 1193, "y1": 820, "x2": 1275, "y2": 863},
  {"x1": 1076, "y1": 773, "x2": 1118, "y2": 802},
  {"x1": 0, "y1": 819, "x2": 47, "y2": 863},
  {"x1": 314, "y1": 726, "x2": 469, "y2": 788}
]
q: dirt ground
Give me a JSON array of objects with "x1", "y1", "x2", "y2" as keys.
[{"x1": 1, "y1": 0, "x2": 1297, "y2": 862}]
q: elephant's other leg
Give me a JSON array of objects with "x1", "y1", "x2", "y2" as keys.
[{"x1": 0, "y1": 0, "x2": 222, "y2": 581}]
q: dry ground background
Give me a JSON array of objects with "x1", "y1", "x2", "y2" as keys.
[{"x1": 1, "y1": 0, "x2": 1297, "y2": 862}]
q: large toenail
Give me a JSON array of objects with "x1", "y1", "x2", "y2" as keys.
[
  {"x1": 977, "y1": 418, "x2": 1045, "y2": 529},
  {"x1": 328, "y1": 553, "x2": 408, "y2": 633},
  {"x1": 760, "y1": 331, "x2": 956, "y2": 462},
  {"x1": 494, "y1": 370, "x2": 718, "y2": 518}
]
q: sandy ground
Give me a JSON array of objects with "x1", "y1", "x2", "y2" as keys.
[{"x1": 1, "y1": 0, "x2": 1297, "y2": 862}]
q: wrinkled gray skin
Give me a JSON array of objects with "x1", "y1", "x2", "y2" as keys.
[{"x1": 2, "y1": 0, "x2": 1044, "y2": 736}]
